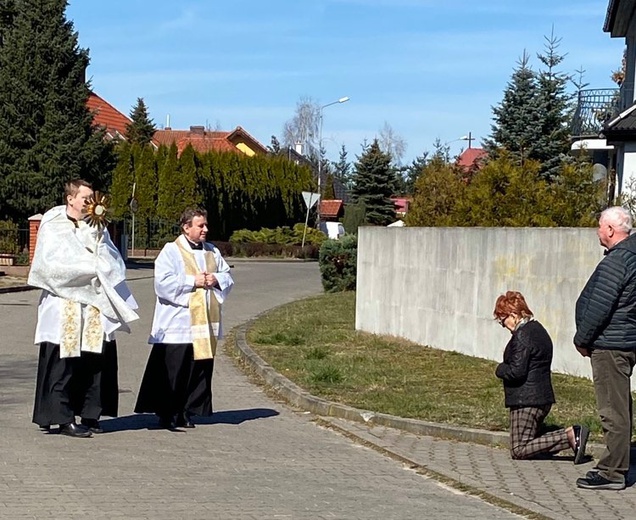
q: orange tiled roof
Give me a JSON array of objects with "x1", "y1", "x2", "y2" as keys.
[
  {"x1": 154, "y1": 126, "x2": 267, "y2": 156},
  {"x1": 176, "y1": 136, "x2": 238, "y2": 155},
  {"x1": 457, "y1": 147, "x2": 487, "y2": 169},
  {"x1": 86, "y1": 92, "x2": 131, "y2": 139},
  {"x1": 320, "y1": 199, "x2": 344, "y2": 219}
]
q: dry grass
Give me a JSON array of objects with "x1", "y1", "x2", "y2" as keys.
[{"x1": 242, "y1": 291, "x2": 608, "y2": 438}]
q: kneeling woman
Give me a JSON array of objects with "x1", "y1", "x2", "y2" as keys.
[{"x1": 493, "y1": 291, "x2": 588, "y2": 463}]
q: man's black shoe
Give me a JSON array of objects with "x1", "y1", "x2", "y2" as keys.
[
  {"x1": 576, "y1": 472, "x2": 625, "y2": 490},
  {"x1": 59, "y1": 422, "x2": 92, "y2": 438},
  {"x1": 176, "y1": 413, "x2": 195, "y2": 429},
  {"x1": 158, "y1": 416, "x2": 176, "y2": 429},
  {"x1": 81, "y1": 418, "x2": 104, "y2": 434},
  {"x1": 573, "y1": 425, "x2": 589, "y2": 465}
]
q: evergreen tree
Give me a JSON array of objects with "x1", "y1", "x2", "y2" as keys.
[
  {"x1": 333, "y1": 144, "x2": 351, "y2": 189},
  {"x1": 126, "y1": 97, "x2": 156, "y2": 146},
  {"x1": 351, "y1": 139, "x2": 397, "y2": 225},
  {"x1": 455, "y1": 155, "x2": 554, "y2": 227},
  {"x1": 268, "y1": 135, "x2": 281, "y2": 154},
  {"x1": 402, "y1": 152, "x2": 429, "y2": 195},
  {"x1": 176, "y1": 144, "x2": 200, "y2": 215},
  {"x1": 156, "y1": 143, "x2": 180, "y2": 220},
  {"x1": 405, "y1": 156, "x2": 463, "y2": 226},
  {"x1": 485, "y1": 51, "x2": 543, "y2": 168},
  {"x1": 0, "y1": 0, "x2": 115, "y2": 222},
  {"x1": 535, "y1": 30, "x2": 573, "y2": 179},
  {"x1": 133, "y1": 143, "x2": 157, "y2": 219},
  {"x1": 548, "y1": 156, "x2": 604, "y2": 226},
  {"x1": 324, "y1": 173, "x2": 336, "y2": 200},
  {"x1": 110, "y1": 142, "x2": 134, "y2": 219}
]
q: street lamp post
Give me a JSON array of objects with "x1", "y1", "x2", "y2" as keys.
[{"x1": 317, "y1": 96, "x2": 349, "y2": 222}]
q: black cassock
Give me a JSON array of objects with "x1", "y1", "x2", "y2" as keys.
[
  {"x1": 134, "y1": 343, "x2": 214, "y2": 419},
  {"x1": 32, "y1": 340, "x2": 118, "y2": 427}
]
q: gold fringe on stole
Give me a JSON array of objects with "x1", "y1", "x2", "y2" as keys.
[{"x1": 175, "y1": 238, "x2": 221, "y2": 360}]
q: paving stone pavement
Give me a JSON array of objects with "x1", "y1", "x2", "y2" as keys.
[{"x1": 0, "y1": 261, "x2": 522, "y2": 520}]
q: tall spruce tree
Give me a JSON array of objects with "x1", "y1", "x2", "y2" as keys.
[
  {"x1": 0, "y1": 0, "x2": 115, "y2": 222},
  {"x1": 351, "y1": 139, "x2": 397, "y2": 225},
  {"x1": 535, "y1": 31, "x2": 573, "y2": 179},
  {"x1": 485, "y1": 51, "x2": 543, "y2": 168},
  {"x1": 333, "y1": 144, "x2": 351, "y2": 189},
  {"x1": 126, "y1": 97, "x2": 156, "y2": 146}
]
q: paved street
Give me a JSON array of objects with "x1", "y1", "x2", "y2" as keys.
[{"x1": 0, "y1": 261, "x2": 520, "y2": 520}]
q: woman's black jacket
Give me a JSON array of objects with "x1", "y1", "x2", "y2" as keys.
[{"x1": 495, "y1": 320, "x2": 556, "y2": 409}]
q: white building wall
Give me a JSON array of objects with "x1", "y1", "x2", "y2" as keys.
[{"x1": 356, "y1": 227, "x2": 605, "y2": 379}]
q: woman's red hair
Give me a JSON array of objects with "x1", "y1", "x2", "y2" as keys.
[{"x1": 493, "y1": 291, "x2": 534, "y2": 321}]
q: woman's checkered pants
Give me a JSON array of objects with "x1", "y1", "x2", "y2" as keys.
[{"x1": 509, "y1": 405, "x2": 571, "y2": 460}]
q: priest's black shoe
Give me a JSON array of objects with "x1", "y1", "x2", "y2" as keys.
[
  {"x1": 59, "y1": 422, "x2": 92, "y2": 438},
  {"x1": 158, "y1": 415, "x2": 176, "y2": 429},
  {"x1": 176, "y1": 413, "x2": 195, "y2": 429},
  {"x1": 81, "y1": 418, "x2": 104, "y2": 434}
]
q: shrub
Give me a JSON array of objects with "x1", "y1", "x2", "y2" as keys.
[
  {"x1": 229, "y1": 224, "x2": 326, "y2": 246},
  {"x1": 318, "y1": 235, "x2": 357, "y2": 292},
  {"x1": 0, "y1": 221, "x2": 19, "y2": 254},
  {"x1": 212, "y1": 240, "x2": 319, "y2": 259}
]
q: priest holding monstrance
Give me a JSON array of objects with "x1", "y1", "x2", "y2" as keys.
[{"x1": 28, "y1": 179, "x2": 139, "y2": 437}]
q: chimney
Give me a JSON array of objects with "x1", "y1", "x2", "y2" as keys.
[
  {"x1": 190, "y1": 125, "x2": 205, "y2": 135},
  {"x1": 295, "y1": 141, "x2": 303, "y2": 155},
  {"x1": 165, "y1": 114, "x2": 171, "y2": 131}
]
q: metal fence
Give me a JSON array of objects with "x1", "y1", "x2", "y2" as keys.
[
  {"x1": 114, "y1": 217, "x2": 181, "y2": 256},
  {"x1": 571, "y1": 88, "x2": 620, "y2": 138}
]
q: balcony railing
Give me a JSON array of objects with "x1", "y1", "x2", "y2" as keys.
[{"x1": 571, "y1": 88, "x2": 620, "y2": 139}]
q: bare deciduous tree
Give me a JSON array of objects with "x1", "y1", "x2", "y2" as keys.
[
  {"x1": 282, "y1": 96, "x2": 320, "y2": 157},
  {"x1": 378, "y1": 121, "x2": 407, "y2": 165}
]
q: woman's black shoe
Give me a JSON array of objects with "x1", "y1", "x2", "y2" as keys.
[{"x1": 573, "y1": 425, "x2": 589, "y2": 465}]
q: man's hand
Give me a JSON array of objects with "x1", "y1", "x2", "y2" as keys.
[
  {"x1": 194, "y1": 272, "x2": 207, "y2": 288},
  {"x1": 204, "y1": 273, "x2": 218, "y2": 289},
  {"x1": 575, "y1": 345, "x2": 591, "y2": 357}
]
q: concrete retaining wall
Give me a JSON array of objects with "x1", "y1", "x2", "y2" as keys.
[{"x1": 355, "y1": 227, "x2": 604, "y2": 379}]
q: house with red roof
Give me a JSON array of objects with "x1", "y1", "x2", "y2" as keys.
[
  {"x1": 154, "y1": 125, "x2": 269, "y2": 157},
  {"x1": 86, "y1": 92, "x2": 132, "y2": 142},
  {"x1": 319, "y1": 199, "x2": 344, "y2": 221},
  {"x1": 86, "y1": 91, "x2": 268, "y2": 157}
]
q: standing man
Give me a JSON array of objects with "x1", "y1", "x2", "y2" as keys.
[
  {"x1": 135, "y1": 208, "x2": 233, "y2": 429},
  {"x1": 574, "y1": 206, "x2": 636, "y2": 490},
  {"x1": 28, "y1": 179, "x2": 139, "y2": 437}
]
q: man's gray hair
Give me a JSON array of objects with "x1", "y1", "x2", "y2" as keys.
[{"x1": 600, "y1": 206, "x2": 633, "y2": 234}]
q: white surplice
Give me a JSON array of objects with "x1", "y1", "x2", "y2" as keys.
[
  {"x1": 28, "y1": 205, "x2": 139, "y2": 356},
  {"x1": 149, "y1": 235, "x2": 233, "y2": 345}
]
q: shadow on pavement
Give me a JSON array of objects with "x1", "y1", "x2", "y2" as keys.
[
  {"x1": 101, "y1": 408, "x2": 279, "y2": 432},
  {"x1": 198, "y1": 407, "x2": 279, "y2": 425}
]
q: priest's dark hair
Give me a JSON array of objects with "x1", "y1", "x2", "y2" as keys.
[
  {"x1": 180, "y1": 207, "x2": 207, "y2": 228},
  {"x1": 64, "y1": 179, "x2": 92, "y2": 200}
]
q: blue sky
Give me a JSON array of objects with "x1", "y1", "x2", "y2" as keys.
[{"x1": 66, "y1": 0, "x2": 623, "y2": 164}]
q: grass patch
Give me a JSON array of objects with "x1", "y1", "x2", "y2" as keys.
[{"x1": 240, "y1": 291, "x2": 618, "y2": 440}]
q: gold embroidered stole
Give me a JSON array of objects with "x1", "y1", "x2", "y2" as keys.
[
  {"x1": 60, "y1": 300, "x2": 103, "y2": 358},
  {"x1": 175, "y1": 238, "x2": 220, "y2": 360}
]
